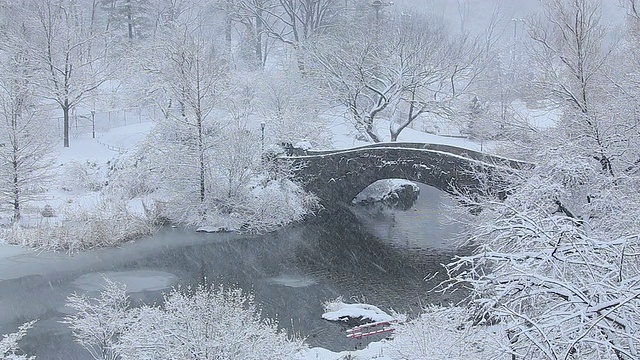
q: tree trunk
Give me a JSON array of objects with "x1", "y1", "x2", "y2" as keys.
[
  {"x1": 11, "y1": 110, "x2": 20, "y2": 221},
  {"x1": 12, "y1": 153, "x2": 19, "y2": 221},
  {"x1": 365, "y1": 122, "x2": 381, "y2": 143},
  {"x1": 199, "y1": 139, "x2": 205, "y2": 204},
  {"x1": 63, "y1": 101, "x2": 70, "y2": 148},
  {"x1": 293, "y1": 43, "x2": 305, "y2": 73},
  {"x1": 255, "y1": 12, "x2": 263, "y2": 69},
  {"x1": 390, "y1": 90, "x2": 420, "y2": 142},
  {"x1": 126, "y1": 0, "x2": 134, "y2": 40},
  {"x1": 225, "y1": 2, "x2": 232, "y2": 61}
]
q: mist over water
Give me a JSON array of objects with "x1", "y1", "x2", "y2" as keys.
[{"x1": 1, "y1": 184, "x2": 465, "y2": 358}]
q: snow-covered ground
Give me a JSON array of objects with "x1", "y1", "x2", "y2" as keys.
[
  {"x1": 3, "y1": 122, "x2": 153, "y2": 224},
  {"x1": 327, "y1": 114, "x2": 489, "y2": 151},
  {"x1": 302, "y1": 341, "x2": 392, "y2": 360}
]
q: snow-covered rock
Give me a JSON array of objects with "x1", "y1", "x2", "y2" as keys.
[
  {"x1": 295, "y1": 139, "x2": 313, "y2": 150},
  {"x1": 41, "y1": 205, "x2": 56, "y2": 218},
  {"x1": 353, "y1": 179, "x2": 420, "y2": 210},
  {"x1": 322, "y1": 298, "x2": 395, "y2": 325},
  {"x1": 196, "y1": 225, "x2": 233, "y2": 233}
]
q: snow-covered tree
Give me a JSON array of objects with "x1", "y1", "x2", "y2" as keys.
[
  {"x1": 389, "y1": 306, "x2": 507, "y2": 360},
  {"x1": 140, "y1": 6, "x2": 228, "y2": 221},
  {"x1": 439, "y1": 4, "x2": 640, "y2": 358},
  {"x1": 27, "y1": 0, "x2": 113, "y2": 148},
  {"x1": 311, "y1": 10, "x2": 483, "y2": 142},
  {"x1": 386, "y1": 12, "x2": 486, "y2": 142},
  {"x1": 527, "y1": 0, "x2": 622, "y2": 174},
  {"x1": 123, "y1": 6, "x2": 320, "y2": 228},
  {"x1": 462, "y1": 95, "x2": 499, "y2": 151},
  {"x1": 0, "y1": 26, "x2": 54, "y2": 222},
  {"x1": 254, "y1": 71, "x2": 329, "y2": 146},
  {"x1": 263, "y1": 0, "x2": 339, "y2": 72},
  {"x1": 0, "y1": 321, "x2": 36, "y2": 360},
  {"x1": 310, "y1": 24, "x2": 393, "y2": 142},
  {"x1": 214, "y1": 127, "x2": 258, "y2": 201},
  {"x1": 100, "y1": 0, "x2": 152, "y2": 40},
  {"x1": 446, "y1": 148, "x2": 640, "y2": 359},
  {"x1": 215, "y1": 0, "x2": 276, "y2": 69}
]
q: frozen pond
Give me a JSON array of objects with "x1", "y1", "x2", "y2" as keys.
[
  {"x1": 71, "y1": 270, "x2": 179, "y2": 292},
  {"x1": 0, "y1": 184, "x2": 465, "y2": 358}
]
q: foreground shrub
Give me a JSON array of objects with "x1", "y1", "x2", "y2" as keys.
[
  {"x1": 389, "y1": 306, "x2": 506, "y2": 360},
  {"x1": 63, "y1": 279, "x2": 128, "y2": 360},
  {"x1": 63, "y1": 281, "x2": 306, "y2": 360},
  {"x1": 1, "y1": 321, "x2": 36, "y2": 360}
]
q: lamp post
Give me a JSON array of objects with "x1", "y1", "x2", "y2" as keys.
[
  {"x1": 260, "y1": 121, "x2": 266, "y2": 153},
  {"x1": 511, "y1": 18, "x2": 525, "y2": 42},
  {"x1": 371, "y1": 0, "x2": 383, "y2": 21},
  {"x1": 510, "y1": 18, "x2": 525, "y2": 84}
]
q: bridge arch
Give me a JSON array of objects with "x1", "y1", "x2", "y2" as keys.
[{"x1": 282, "y1": 142, "x2": 529, "y2": 206}]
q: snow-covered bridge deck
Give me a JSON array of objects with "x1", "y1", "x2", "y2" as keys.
[{"x1": 281, "y1": 142, "x2": 532, "y2": 205}]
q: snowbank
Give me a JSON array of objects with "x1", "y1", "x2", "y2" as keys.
[{"x1": 300, "y1": 341, "x2": 391, "y2": 360}]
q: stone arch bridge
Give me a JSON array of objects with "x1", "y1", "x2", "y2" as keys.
[{"x1": 280, "y1": 142, "x2": 531, "y2": 205}]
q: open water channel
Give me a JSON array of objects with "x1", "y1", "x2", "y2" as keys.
[{"x1": 0, "y1": 184, "x2": 467, "y2": 359}]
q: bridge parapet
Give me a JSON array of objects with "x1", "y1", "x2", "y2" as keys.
[
  {"x1": 280, "y1": 143, "x2": 531, "y2": 205},
  {"x1": 305, "y1": 142, "x2": 529, "y2": 169}
]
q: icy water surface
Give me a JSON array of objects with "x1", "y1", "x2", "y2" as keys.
[{"x1": 0, "y1": 184, "x2": 465, "y2": 359}]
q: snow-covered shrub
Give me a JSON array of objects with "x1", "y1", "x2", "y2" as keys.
[
  {"x1": 389, "y1": 306, "x2": 506, "y2": 360},
  {"x1": 6, "y1": 197, "x2": 157, "y2": 252},
  {"x1": 40, "y1": 205, "x2": 55, "y2": 218},
  {"x1": 63, "y1": 281, "x2": 306, "y2": 360},
  {"x1": 234, "y1": 178, "x2": 319, "y2": 233},
  {"x1": 1, "y1": 320, "x2": 36, "y2": 360},
  {"x1": 64, "y1": 161, "x2": 107, "y2": 192},
  {"x1": 63, "y1": 279, "x2": 129, "y2": 360},
  {"x1": 119, "y1": 116, "x2": 318, "y2": 230},
  {"x1": 106, "y1": 148, "x2": 156, "y2": 199},
  {"x1": 322, "y1": 295, "x2": 346, "y2": 314},
  {"x1": 117, "y1": 284, "x2": 306, "y2": 360}
]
